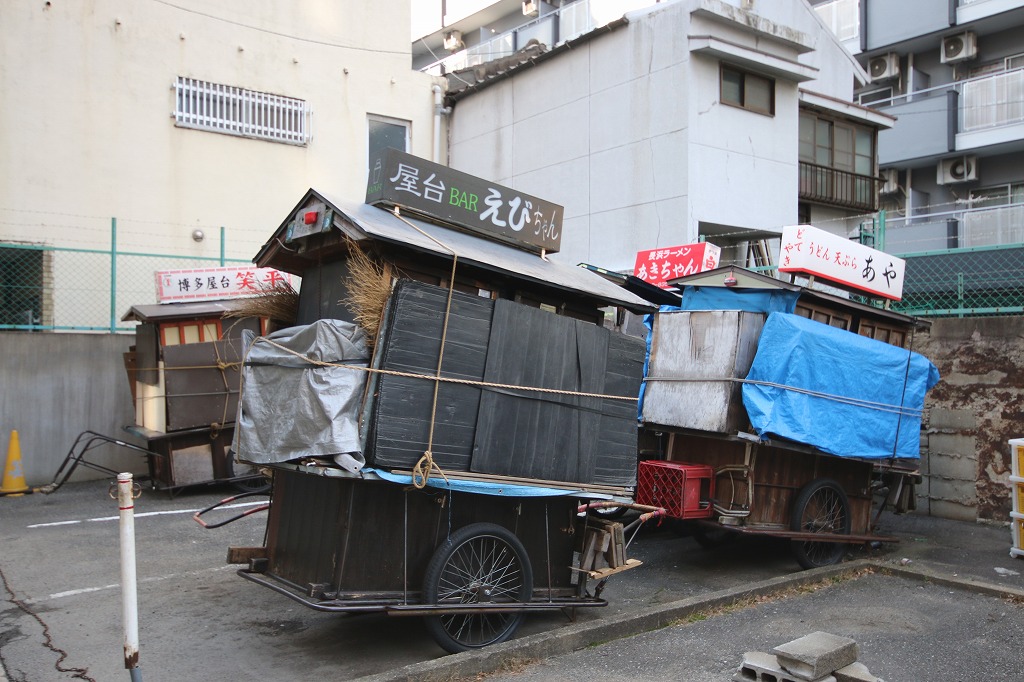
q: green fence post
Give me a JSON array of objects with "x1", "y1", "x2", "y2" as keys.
[
  {"x1": 957, "y1": 273, "x2": 965, "y2": 318},
  {"x1": 110, "y1": 217, "x2": 117, "y2": 333},
  {"x1": 877, "y1": 210, "x2": 885, "y2": 252},
  {"x1": 220, "y1": 226, "x2": 226, "y2": 266}
]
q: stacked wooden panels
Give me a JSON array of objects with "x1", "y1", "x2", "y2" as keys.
[{"x1": 366, "y1": 280, "x2": 645, "y2": 487}]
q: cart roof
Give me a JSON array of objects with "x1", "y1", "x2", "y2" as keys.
[
  {"x1": 254, "y1": 189, "x2": 657, "y2": 314},
  {"x1": 121, "y1": 299, "x2": 252, "y2": 323},
  {"x1": 667, "y1": 265, "x2": 927, "y2": 328}
]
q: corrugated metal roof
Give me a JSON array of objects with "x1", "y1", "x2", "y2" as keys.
[
  {"x1": 121, "y1": 299, "x2": 252, "y2": 323},
  {"x1": 302, "y1": 191, "x2": 656, "y2": 313}
]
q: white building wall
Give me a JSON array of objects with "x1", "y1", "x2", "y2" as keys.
[
  {"x1": 0, "y1": 0, "x2": 441, "y2": 262},
  {"x1": 449, "y1": 0, "x2": 863, "y2": 273}
]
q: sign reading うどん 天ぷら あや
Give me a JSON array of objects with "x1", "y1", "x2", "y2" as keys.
[
  {"x1": 778, "y1": 224, "x2": 905, "y2": 301},
  {"x1": 366, "y1": 149, "x2": 562, "y2": 254}
]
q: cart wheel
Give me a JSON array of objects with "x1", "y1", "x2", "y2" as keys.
[
  {"x1": 230, "y1": 462, "x2": 271, "y2": 494},
  {"x1": 789, "y1": 478, "x2": 851, "y2": 569},
  {"x1": 422, "y1": 522, "x2": 533, "y2": 653},
  {"x1": 589, "y1": 505, "x2": 627, "y2": 520}
]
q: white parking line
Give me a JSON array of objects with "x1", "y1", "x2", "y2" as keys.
[
  {"x1": 26, "y1": 500, "x2": 267, "y2": 529},
  {"x1": 24, "y1": 565, "x2": 238, "y2": 605}
]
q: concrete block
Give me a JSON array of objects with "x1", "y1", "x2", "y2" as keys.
[
  {"x1": 771, "y1": 632, "x2": 857, "y2": 681},
  {"x1": 929, "y1": 408, "x2": 977, "y2": 431},
  {"x1": 927, "y1": 476, "x2": 977, "y2": 503},
  {"x1": 928, "y1": 451, "x2": 978, "y2": 482},
  {"x1": 834, "y1": 661, "x2": 884, "y2": 682},
  {"x1": 733, "y1": 651, "x2": 837, "y2": 682},
  {"x1": 928, "y1": 433, "x2": 977, "y2": 459}
]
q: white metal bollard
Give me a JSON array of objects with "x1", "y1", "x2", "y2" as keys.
[{"x1": 116, "y1": 472, "x2": 143, "y2": 682}]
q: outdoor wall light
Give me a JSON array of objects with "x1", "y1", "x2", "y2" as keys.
[
  {"x1": 723, "y1": 273, "x2": 738, "y2": 287},
  {"x1": 191, "y1": 229, "x2": 205, "y2": 242}
]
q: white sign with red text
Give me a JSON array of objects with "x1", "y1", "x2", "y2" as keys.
[
  {"x1": 155, "y1": 266, "x2": 292, "y2": 303},
  {"x1": 779, "y1": 224, "x2": 904, "y2": 301},
  {"x1": 633, "y1": 242, "x2": 721, "y2": 289}
]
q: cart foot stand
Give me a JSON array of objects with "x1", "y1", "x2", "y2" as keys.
[{"x1": 40, "y1": 431, "x2": 163, "y2": 494}]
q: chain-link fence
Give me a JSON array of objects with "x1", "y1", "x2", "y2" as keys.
[{"x1": 0, "y1": 242, "x2": 250, "y2": 332}]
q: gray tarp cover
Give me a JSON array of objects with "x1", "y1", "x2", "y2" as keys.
[{"x1": 233, "y1": 319, "x2": 369, "y2": 469}]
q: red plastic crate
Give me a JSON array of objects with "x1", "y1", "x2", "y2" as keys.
[{"x1": 635, "y1": 460, "x2": 715, "y2": 519}]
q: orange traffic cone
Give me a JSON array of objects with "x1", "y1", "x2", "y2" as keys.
[{"x1": 1, "y1": 430, "x2": 30, "y2": 496}]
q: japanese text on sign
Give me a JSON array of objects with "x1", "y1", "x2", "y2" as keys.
[
  {"x1": 778, "y1": 224, "x2": 904, "y2": 301},
  {"x1": 633, "y1": 242, "x2": 721, "y2": 289},
  {"x1": 366, "y1": 148, "x2": 562, "y2": 254},
  {"x1": 155, "y1": 266, "x2": 292, "y2": 304}
]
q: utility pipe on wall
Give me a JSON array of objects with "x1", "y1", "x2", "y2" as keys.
[
  {"x1": 116, "y1": 472, "x2": 143, "y2": 681},
  {"x1": 432, "y1": 84, "x2": 451, "y2": 163}
]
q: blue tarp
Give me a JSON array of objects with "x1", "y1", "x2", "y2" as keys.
[
  {"x1": 741, "y1": 312, "x2": 940, "y2": 459},
  {"x1": 365, "y1": 468, "x2": 594, "y2": 497}
]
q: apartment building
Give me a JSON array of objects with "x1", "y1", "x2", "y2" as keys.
[
  {"x1": 414, "y1": 0, "x2": 891, "y2": 274},
  {"x1": 0, "y1": 0, "x2": 442, "y2": 330},
  {"x1": 813, "y1": 0, "x2": 1024, "y2": 314}
]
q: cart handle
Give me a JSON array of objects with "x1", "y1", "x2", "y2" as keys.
[{"x1": 193, "y1": 491, "x2": 269, "y2": 529}]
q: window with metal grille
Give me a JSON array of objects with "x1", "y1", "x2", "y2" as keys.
[{"x1": 174, "y1": 77, "x2": 310, "y2": 145}]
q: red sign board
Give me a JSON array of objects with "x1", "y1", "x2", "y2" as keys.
[{"x1": 633, "y1": 243, "x2": 721, "y2": 289}]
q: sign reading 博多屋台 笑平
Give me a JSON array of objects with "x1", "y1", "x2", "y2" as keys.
[
  {"x1": 366, "y1": 149, "x2": 562, "y2": 254},
  {"x1": 779, "y1": 224, "x2": 905, "y2": 301}
]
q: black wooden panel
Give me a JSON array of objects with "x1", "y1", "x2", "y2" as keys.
[
  {"x1": 593, "y1": 333, "x2": 646, "y2": 485},
  {"x1": 471, "y1": 301, "x2": 609, "y2": 483},
  {"x1": 296, "y1": 260, "x2": 357, "y2": 326},
  {"x1": 163, "y1": 339, "x2": 241, "y2": 431},
  {"x1": 367, "y1": 280, "x2": 494, "y2": 470}
]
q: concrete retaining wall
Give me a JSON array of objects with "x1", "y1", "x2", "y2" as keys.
[
  {"x1": 0, "y1": 332, "x2": 145, "y2": 487},
  {"x1": 915, "y1": 316, "x2": 1024, "y2": 522}
]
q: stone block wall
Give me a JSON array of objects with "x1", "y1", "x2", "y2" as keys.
[{"x1": 913, "y1": 316, "x2": 1024, "y2": 522}]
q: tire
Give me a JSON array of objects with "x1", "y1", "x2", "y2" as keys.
[
  {"x1": 229, "y1": 461, "x2": 271, "y2": 495},
  {"x1": 789, "y1": 478, "x2": 851, "y2": 569},
  {"x1": 589, "y1": 505, "x2": 628, "y2": 520},
  {"x1": 692, "y1": 524, "x2": 735, "y2": 549},
  {"x1": 422, "y1": 523, "x2": 533, "y2": 654}
]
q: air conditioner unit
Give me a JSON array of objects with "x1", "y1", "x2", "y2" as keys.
[
  {"x1": 941, "y1": 32, "x2": 977, "y2": 64},
  {"x1": 937, "y1": 156, "x2": 978, "y2": 184},
  {"x1": 443, "y1": 30, "x2": 464, "y2": 52},
  {"x1": 522, "y1": 1, "x2": 539, "y2": 17},
  {"x1": 868, "y1": 53, "x2": 900, "y2": 82},
  {"x1": 880, "y1": 169, "x2": 899, "y2": 195}
]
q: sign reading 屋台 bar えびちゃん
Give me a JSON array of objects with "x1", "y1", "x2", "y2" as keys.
[
  {"x1": 779, "y1": 224, "x2": 905, "y2": 301},
  {"x1": 366, "y1": 148, "x2": 562, "y2": 254}
]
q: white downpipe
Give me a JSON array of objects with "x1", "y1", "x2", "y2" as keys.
[
  {"x1": 117, "y1": 472, "x2": 143, "y2": 681},
  {"x1": 432, "y1": 84, "x2": 450, "y2": 163}
]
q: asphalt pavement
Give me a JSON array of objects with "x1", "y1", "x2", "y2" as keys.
[{"x1": 2, "y1": 481, "x2": 1023, "y2": 682}]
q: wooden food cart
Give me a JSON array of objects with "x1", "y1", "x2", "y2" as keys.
[
  {"x1": 224, "y1": 151, "x2": 657, "y2": 652},
  {"x1": 634, "y1": 257, "x2": 939, "y2": 569},
  {"x1": 121, "y1": 295, "x2": 272, "y2": 492}
]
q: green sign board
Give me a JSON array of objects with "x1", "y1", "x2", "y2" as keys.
[{"x1": 366, "y1": 149, "x2": 562, "y2": 254}]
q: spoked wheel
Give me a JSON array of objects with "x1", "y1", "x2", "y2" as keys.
[
  {"x1": 588, "y1": 505, "x2": 628, "y2": 520},
  {"x1": 422, "y1": 522, "x2": 533, "y2": 653},
  {"x1": 789, "y1": 478, "x2": 851, "y2": 569},
  {"x1": 229, "y1": 461, "x2": 271, "y2": 495}
]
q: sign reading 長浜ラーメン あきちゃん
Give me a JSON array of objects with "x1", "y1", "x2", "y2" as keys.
[
  {"x1": 778, "y1": 224, "x2": 905, "y2": 300},
  {"x1": 365, "y1": 149, "x2": 562, "y2": 254},
  {"x1": 633, "y1": 243, "x2": 721, "y2": 289}
]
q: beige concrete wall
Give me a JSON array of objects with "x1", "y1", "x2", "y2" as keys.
[
  {"x1": 0, "y1": 0, "x2": 444, "y2": 263},
  {"x1": 915, "y1": 316, "x2": 1024, "y2": 522}
]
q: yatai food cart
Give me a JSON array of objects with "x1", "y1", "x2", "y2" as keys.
[
  {"x1": 223, "y1": 150, "x2": 657, "y2": 652},
  {"x1": 633, "y1": 225, "x2": 939, "y2": 568}
]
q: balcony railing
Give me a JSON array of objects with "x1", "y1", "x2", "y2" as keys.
[
  {"x1": 960, "y1": 67, "x2": 1024, "y2": 132},
  {"x1": 799, "y1": 162, "x2": 878, "y2": 212},
  {"x1": 885, "y1": 202, "x2": 1024, "y2": 251},
  {"x1": 420, "y1": 0, "x2": 654, "y2": 76}
]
